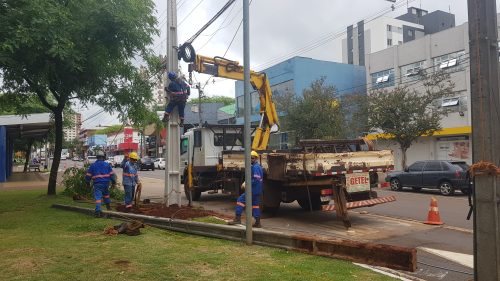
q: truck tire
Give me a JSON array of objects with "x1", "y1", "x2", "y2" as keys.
[{"x1": 297, "y1": 194, "x2": 322, "y2": 211}]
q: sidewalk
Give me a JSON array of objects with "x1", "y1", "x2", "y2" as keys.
[{"x1": 0, "y1": 170, "x2": 49, "y2": 190}]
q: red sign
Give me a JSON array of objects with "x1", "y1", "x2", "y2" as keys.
[{"x1": 124, "y1": 128, "x2": 133, "y2": 143}]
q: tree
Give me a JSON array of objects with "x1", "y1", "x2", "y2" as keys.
[
  {"x1": 282, "y1": 78, "x2": 345, "y2": 140},
  {"x1": 186, "y1": 95, "x2": 235, "y2": 106},
  {"x1": 368, "y1": 71, "x2": 454, "y2": 168},
  {"x1": 0, "y1": 0, "x2": 159, "y2": 195}
]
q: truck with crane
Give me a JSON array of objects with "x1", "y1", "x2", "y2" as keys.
[{"x1": 178, "y1": 47, "x2": 396, "y2": 224}]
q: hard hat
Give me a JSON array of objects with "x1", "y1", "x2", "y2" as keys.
[
  {"x1": 168, "y1": 71, "x2": 177, "y2": 80},
  {"x1": 129, "y1": 152, "x2": 139, "y2": 160},
  {"x1": 96, "y1": 151, "x2": 105, "y2": 158},
  {"x1": 251, "y1": 151, "x2": 259, "y2": 158}
]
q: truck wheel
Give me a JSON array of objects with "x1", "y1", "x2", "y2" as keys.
[{"x1": 297, "y1": 194, "x2": 321, "y2": 211}]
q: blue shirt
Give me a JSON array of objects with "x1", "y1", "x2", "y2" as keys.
[
  {"x1": 251, "y1": 162, "x2": 263, "y2": 195},
  {"x1": 85, "y1": 160, "x2": 116, "y2": 185},
  {"x1": 122, "y1": 161, "x2": 139, "y2": 186}
]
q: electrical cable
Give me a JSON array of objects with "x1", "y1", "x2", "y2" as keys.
[{"x1": 178, "y1": 0, "x2": 205, "y2": 27}]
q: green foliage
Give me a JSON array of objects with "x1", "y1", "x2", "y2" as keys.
[
  {"x1": 368, "y1": 71, "x2": 455, "y2": 168},
  {"x1": 187, "y1": 95, "x2": 235, "y2": 106},
  {"x1": 0, "y1": 0, "x2": 159, "y2": 194},
  {"x1": 62, "y1": 166, "x2": 123, "y2": 200},
  {"x1": 341, "y1": 92, "x2": 370, "y2": 138},
  {"x1": 282, "y1": 78, "x2": 345, "y2": 140},
  {"x1": 95, "y1": 124, "x2": 124, "y2": 135}
]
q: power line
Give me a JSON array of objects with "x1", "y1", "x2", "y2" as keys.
[
  {"x1": 178, "y1": 0, "x2": 205, "y2": 27},
  {"x1": 254, "y1": 0, "x2": 416, "y2": 71}
]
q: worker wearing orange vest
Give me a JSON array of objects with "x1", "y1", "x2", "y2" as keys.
[{"x1": 122, "y1": 152, "x2": 140, "y2": 211}]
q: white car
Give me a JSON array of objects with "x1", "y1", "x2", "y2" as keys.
[
  {"x1": 154, "y1": 158, "x2": 165, "y2": 170},
  {"x1": 106, "y1": 157, "x2": 116, "y2": 167}
]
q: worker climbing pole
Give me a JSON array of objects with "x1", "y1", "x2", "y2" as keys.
[{"x1": 163, "y1": 0, "x2": 182, "y2": 207}]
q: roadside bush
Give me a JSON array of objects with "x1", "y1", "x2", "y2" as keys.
[{"x1": 62, "y1": 166, "x2": 124, "y2": 200}]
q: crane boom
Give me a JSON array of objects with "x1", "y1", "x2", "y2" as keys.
[{"x1": 187, "y1": 54, "x2": 279, "y2": 151}]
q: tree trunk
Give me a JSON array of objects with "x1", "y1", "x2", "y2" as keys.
[
  {"x1": 401, "y1": 146, "x2": 408, "y2": 170},
  {"x1": 47, "y1": 110, "x2": 63, "y2": 195},
  {"x1": 23, "y1": 139, "x2": 34, "y2": 172}
]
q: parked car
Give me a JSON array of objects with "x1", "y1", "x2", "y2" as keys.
[
  {"x1": 154, "y1": 158, "x2": 165, "y2": 170},
  {"x1": 139, "y1": 157, "x2": 155, "y2": 171},
  {"x1": 106, "y1": 157, "x2": 116, "y2": 167},
  {"x1": 385, "y1": 160, "x2": 471, "y2": 196}
]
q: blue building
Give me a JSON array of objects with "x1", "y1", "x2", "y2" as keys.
[
  {"x1": 235, "y1": 56, "x2": 366, "y2": 124},
  {"x1": 87, "y1": 134, "x2": 107, "y2": 147}
]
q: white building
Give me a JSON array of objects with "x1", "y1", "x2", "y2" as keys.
[
  {"x1": 63, "y1": 113, "x2": 81, "y2": 142},
  {"x1": 364, "y1": 15, "x2": 497, "y2": 169},
  {"x1": 343, "y1": 7, "x2": 455, "y2": 66}
]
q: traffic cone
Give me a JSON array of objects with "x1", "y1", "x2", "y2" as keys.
[{"x1": 424, "y1": 197, "x2": 444, "y2": 225}]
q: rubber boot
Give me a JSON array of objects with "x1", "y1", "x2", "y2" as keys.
[
  {"x1": 179, "y1": 119, "x2": 184, "y2": 127},
  {"x1": 105, "y1": 203, "x2": 111, "y2": 210},
  {"x1": 94, "y1": 210, "x2": 102, "y2": 218},
  {"x1": 253, "y1": 217, "x2": 262, "y2": 228},
  {"x1": 162, "y1": 113, "x2": 169, "y2": 123},
  {"x1": 228, "y1": 215, "x2": 241, "y2": 225}
]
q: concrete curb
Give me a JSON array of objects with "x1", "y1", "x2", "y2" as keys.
[{"x1": 52, "y1": 203, "x2": 417, "y2": 272}]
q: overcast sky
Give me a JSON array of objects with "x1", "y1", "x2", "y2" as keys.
[{"x1": 82, "y1": 0, "x2": 490, "y2": 128}]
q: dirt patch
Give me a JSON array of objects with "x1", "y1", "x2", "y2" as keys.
[
  {"x1": 114, "y1": 260, "x2": 131, "y2": 266},
  {"x1": 115, "y1": 203, "x2": 232, "y2": 221}
]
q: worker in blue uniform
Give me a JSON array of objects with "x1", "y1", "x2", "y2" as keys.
[
  {"x1": 162, "y1": 71, "x2": 190, "y2": 126},
  {"x1": 228, "y1": 151, "x2": 264, "y2": 228},
  {"x1": 85, "y1": 150, "x2": 117, "y2": 218},
  {"x1": 122, "y1": 151, "x2": 140, "y2": 212}
]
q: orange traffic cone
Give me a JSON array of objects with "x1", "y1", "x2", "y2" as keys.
[{"x1": 424, "y1": 197, "x2": 444, "y2": 225}]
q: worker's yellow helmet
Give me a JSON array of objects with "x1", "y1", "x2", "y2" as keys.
[
  {"x1": 129, "y1": 152, "x2": 139, "y2": 160},
  {"x1": 251, "y1": 151, "x2": 259, "y2": 158}
]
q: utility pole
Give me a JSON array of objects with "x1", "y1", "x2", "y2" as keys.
[
  {"x1": 164, "y1": 0, "x2": 182, "y2": 206},
  {"x1": 242, "y1": 0, "x2": 253, "y2": 245},
  {"x1": 196, "y1": 83, "x2": 203, "y2": 126},
  {"x1": 468, "y1": 0, "x2": 500, "y2": 280}
]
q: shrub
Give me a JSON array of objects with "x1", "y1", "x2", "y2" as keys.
[{"x1": 62, "y1": 166, "x2": 124, "y2": 200}]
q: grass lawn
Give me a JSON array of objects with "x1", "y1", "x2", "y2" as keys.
[{"x1": 0, "y1": 189, "x2": 396, "y2": 281}]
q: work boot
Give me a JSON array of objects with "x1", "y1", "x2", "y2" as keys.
[
  {"x1": 228, "y1": 215, "x2": 241, "y2": 225},
  {"x1": 105, "y1": 203, "x2": 111, "y2": 210},
  {"x1": 253, "y1": 217, "x2": 262, "y2": 228},
  {"x1": 162, "y1": 113, "x2": 169, "y2": 123},
  {"x1": 179, "y1": 119, "x2": 184, "y2": 127},
  {"x1": 94, "y1": 211, "x2": 102, "y2": 218}
]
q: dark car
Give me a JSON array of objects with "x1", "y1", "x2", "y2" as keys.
[
  {"x1": 385, "y1": 160, "x2": 471, "y2": 196},
  {"x1": 139, "y1": 157, "x2": 155, "y2": 171}
]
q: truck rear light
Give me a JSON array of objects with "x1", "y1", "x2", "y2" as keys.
[
  {"x1": 321, "y1": 189, "x2": 333, "y2": 195},
  {"x1": 455, "y1": 170, "x2": 461, "y2": 178}
]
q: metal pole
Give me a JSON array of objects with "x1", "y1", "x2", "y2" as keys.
[
  {"x1": 243, "y1": 0, "x2": 252, "y2": 245},
  {"x1": 467, "y1": 0, "x2": 500, "y2": 280},
  {"x1": 164, "y1": 0, "x2": 182, "y2": 206}
]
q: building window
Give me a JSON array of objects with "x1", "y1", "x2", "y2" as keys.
[
  {"x1": 371, "y1": 69, "x2": 395, "y2": 89},
  {"x1": 442, "y1": 97, "x2": 460, "y2": 107},
  {"x1": 387, "y1": 25, "x2": 392, "y2": 31},
  {"x1": 436, "y1": 93, "x2": 468, "y2": 113},
  {"x1": 400, "y1": 61, "x2": 425, "y2": 83},
  {"x1": 387, "y1": 39, "x2": 392, "y2": 46},
  {"x1": 433, "y1": 51, "x2": 466, "y2": 72},
  {"x1": 408, "y1": 29, "x2": 414, "y2": 37},
  {"x1": 398, "y1": 41, "x2": 403, "y2": 45}
]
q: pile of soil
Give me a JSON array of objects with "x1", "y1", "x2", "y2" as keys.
[{"x1": 115, "y1": 203, "x2": 231, "y2": 221}]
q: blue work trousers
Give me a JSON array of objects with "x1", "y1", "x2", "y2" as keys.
[
  {"x1": 124, "y1": 184, "x2": 135, "y2": 208},
  {"x1": 165, "y1": 99, "x2": 186, "y2": 119},
  {"x1": 235, "y1": 192, "x2": 261, "y2": 218},
  {"x1": 94, "y1": 184, "x2": 111, "y2": 212}
]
